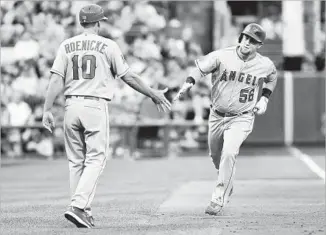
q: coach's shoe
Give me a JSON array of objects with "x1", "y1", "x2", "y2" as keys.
[
  {"x1": 205, "y1": 201, "x2": 223, "y2": 216},
  {"x1": 64, "y1": 206, "x2": 93, "y2": 228},
  {"x1": 85, "y1": 209, "x2": 95, "y2": 227}
]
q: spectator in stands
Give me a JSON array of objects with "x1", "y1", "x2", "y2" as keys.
[
  {"x1": 33, "y1": 12, "x2": 66, "y2": 60},
  {"x1": 7, "y1": 90, "x2": 32, "y2": 127},
  {"x1": 164, "y1": 58, "x2": 186, "y2": 89},
  {"x1": 5, "y1": 90, "x2": 32, "y2": 158},
  {"x1": 52, "y1": 100, "x2": 65, "y2": 126},
  {"x1": 1, "y1": 1, "x2": 209, "y2": 157},
  {"x1": 164, "y1": 19, "x2": 188, "y2": 61},
  {"x1": 0, "y1": 102, "x2": 11, "y2": 156},
  {"x1": 53, "y1": 127, "x2": 65, "y2": 156},
  {"x1": 29, "y1": 105, "x2": 43, "y2": 124},
  {"x1": 35, "y1": 57, "x2": 52, "y2": 96},
  {"x1": 191, "y1": 80, "x2": 211, "y2": 123},
  {"x1": 260, "y1": 5, "x2": 282, "y2": 40},
  {"x1": 120, "y1": 1, "x2": 166, "y2": 32},
  {"x1": 1, "y1": 73, "x2": 14, "y2": 105},
  {"x1": 11, "y1": 60, "x2": 39, "y2": 98},
  {"x1": 13, "y1": 31, "x2": 40, "y2": 61},
  {"x1": 58, "y1": 1, "x2": 75, "y2": 28},
  {"x1": 1, "y1": 102, "x2": 10, "y2": 126},
  {"x1": 132, "y1": 29, "x2": 162, "y2": 60},
  {"x1": 142, "y1": 59, "x2": 165, "y2": 87},
  {"x1": 220, "y1": 19, "x2": 240, "y2": 48},
  {"x1": 26, "y1": 129, "x2": 54, "y2": 159},
  {"x1": 2, "y1": 1, "x2": 32, "y2": 27},
  {"x1": 182, "y1": 26, "x2": 203, "y2": 64},
  {"x1": 0, "y1": 23, "x2": 25, "y2": 47}
]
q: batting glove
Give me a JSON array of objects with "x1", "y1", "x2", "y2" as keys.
[
  {"x1": 172, "y1": 83, "x2": 194, "y2": 102},
  {"x1": 254, "y1": 96, "x2": 268, "y2": 115}
]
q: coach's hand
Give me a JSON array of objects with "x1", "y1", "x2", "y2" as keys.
[
  {"x1": 151, "y1": 88, "x2": 171, "y2": 112},
  {"x1": 42, "y1": 111, "x2": 55, "y2": 133},
  {"x1": 253, "y1": 97, "x2": 268, "y2": 115}
]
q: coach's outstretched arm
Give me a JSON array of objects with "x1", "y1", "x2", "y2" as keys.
[
  {"x1": 254, "y1": 65, "x2": 278, "y2": 115},
  {"x1": 173, "y1": 52, "x2": 219, "y2": 102},
  {"x1": 121, "y1": 70, "x2": 171, "y2": 112},
  {"x1": 42, "y1": 73, "x2": 64, "y2": 133}
]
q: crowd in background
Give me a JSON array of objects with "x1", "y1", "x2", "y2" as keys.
[
  {"x1": 0, "y1": 1, "x2": 210, "y2": 158},
  {"x1": 1, "y1": 1, "x2": 325, "y2": 158}
]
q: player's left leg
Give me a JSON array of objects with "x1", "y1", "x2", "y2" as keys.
[
  {"x1": 214, "y1": 113, "x2": 254, "y2": 209},
  {"x1": 64, "y1": 100, "x2": 86, "y2": 203},
  {"x1": 71, "y1": 99, "x2": 110, "y2": 211}
]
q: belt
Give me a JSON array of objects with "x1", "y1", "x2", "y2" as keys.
[
  {"x1": 210, "y1": 105, "x2": 251, "y2": 117},
  {"x1": 66, "y1": 95, "x2": 111, "y2": 102}
]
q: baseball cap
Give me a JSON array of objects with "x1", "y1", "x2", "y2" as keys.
[
  {"x1": 79, "y1": 4, "x2": 108, "y2": 24},
  {"x1": 241, "y1": 23, "x2": 266, "y2": 43}
]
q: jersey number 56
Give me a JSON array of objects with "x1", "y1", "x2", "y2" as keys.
[
  {"x1": 239, "y1": 88, "x2": 254, "y2": 103},
  {"x1": 72, "y1": 55, "x2": 97, "y2": 80}
]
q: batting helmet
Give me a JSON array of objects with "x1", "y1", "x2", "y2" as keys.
[
  {"x1": 238, "y1": 23, "x2": 266, "y2": 44},
  {"x1": 79, "y1": 4, "x2": 108, "y2": 24}
]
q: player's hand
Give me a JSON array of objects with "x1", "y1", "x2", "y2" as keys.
[
  {"x1": 42, "y1": 111, "x2": 55, "y2": 133},
  {"x1": 172, "y1": 83, "x2": 194, "y2": 102},
  {"x1": 151, "y1": 87, "x2": 171, "y2": 112},
  {"x1": 253, "y1": 97, "x2": 268, "y2": 115}
]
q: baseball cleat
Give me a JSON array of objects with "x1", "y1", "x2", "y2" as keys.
[
  {"x1": 64, "y1": 206, "x2": 93, "y2": 228},
  {"x1": 85, "y1": 209, "x2": 95, "y2": 227},
  {"x1": 205, "y1": 201, "x2": 223, "y2": 216},
  {"x1": 88, "y1": 215, "x2": 95, "y2": 227}
]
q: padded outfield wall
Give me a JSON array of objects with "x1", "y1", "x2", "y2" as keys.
[{"x1": 246, "y1": 72, "x2": 325, "y2": 146}]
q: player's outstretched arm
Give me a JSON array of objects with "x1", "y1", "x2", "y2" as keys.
[
  {"x1": 42, "y1": 73, "x2": 64, "y2": 133},
  {"x1": 121, "y1": 70, "x2": 171, "y2": 112},
  {"x1": 173, "y1": 51, "x2": 219, "y2": 102},
  {"x1": 172, "y1": 68, "x2": 201, "y2": 102}
]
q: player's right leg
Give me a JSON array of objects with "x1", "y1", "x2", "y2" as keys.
[
  {"x1": 205, "y1": 110, "x2": 225, "y2": 215},
  {"x1": 208, "y1": 110, "x2": 224, "y2": 170}
]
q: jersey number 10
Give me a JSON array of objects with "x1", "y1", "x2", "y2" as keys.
[{"x1": 72, "y1": 55, "x2": 97, "y2": 80}]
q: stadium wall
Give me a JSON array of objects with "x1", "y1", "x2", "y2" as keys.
[{"x1": 246, "y1": 72, "x2": 325, "y2": 146}]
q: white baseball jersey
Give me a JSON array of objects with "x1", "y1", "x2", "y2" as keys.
[
  {"x1": 195, "y1": 46, "x2": 277, "y2": 113},
  {"x1": 50, "y1": 33, "x2": 129, "y2": 100}
]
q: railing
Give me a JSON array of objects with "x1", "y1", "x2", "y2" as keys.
[{"x1": 1, "y1": 121, "x2": 210, "y2": 159}]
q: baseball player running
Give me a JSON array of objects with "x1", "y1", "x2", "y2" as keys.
[
  {"x1": 173, "y1": 23, "x2": 277, "y2": 215},
  {"x1": 42, "y1": 4, "x2": 171, "y2": 228}
]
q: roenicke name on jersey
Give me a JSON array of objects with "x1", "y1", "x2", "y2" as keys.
[{"x1": 64, "y1": 40, "x2": 108, "y2": 54}]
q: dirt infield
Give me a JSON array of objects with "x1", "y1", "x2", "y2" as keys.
[{"x1": 1, "y1": 148, "x2": 325, "y2": 235}]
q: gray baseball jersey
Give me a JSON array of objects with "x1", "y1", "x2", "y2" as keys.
[
  {"x1": 51, "y1": 33, "x2": 129, "y2": 100},
  {"x1": 195, "y1": 46, "x2": 276, "y2": 113}
]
